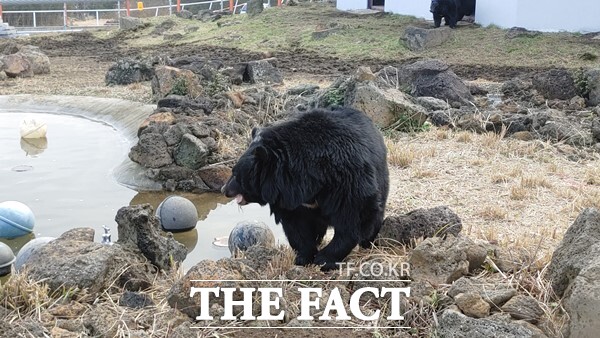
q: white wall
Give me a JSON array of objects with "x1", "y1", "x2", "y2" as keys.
[
  {"x1": 385, "y1": 0, "x2": 431, "y2": 19},
  {"x1": 336, "y1": 0, "x2": 369, "y2": 11},
  {"x1": 476, "y1": 0, "x2": 600, "y2": 32}
]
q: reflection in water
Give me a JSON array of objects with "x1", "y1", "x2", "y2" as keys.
[
  {"x1": 172, "y1": 229, "x2": 198, "y2": 253},
  {"x1": 0, "y1": 233, "x2": 36, "y2": 254},
  {"x1": 20, "y1": 137, "x2": 48, "y2": 157},
  {"x1": 130, "y1": 191, "x2": 231, "y2": 221}
]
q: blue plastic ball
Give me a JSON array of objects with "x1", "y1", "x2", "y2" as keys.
[
  {"x1": 0, "y1": 242, "x2": 15, "y2": 276},
  {"x1": 0, "y1": 201, "x2": 35, "y2": 239}
]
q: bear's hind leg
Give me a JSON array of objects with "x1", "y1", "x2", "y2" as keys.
[
  {"x1": 359, "y1": 207, "x2": 385, "y2": 249},
  {"x1": 433, "y1": 13, "x2": 442, "y2": 27},
  {"x1": 277, "y1": 208, "x2": 326, "y2": 266},
  {"x1": 314, "y1": 215, "x2": 360, "y2": 271}
]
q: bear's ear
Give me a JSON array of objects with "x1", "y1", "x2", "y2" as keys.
[{"x1": 252, "y1": 145, "x2": 269, "y2": 161}]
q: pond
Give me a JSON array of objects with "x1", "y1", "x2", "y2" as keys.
[{"x1": 0, "y1": 111, "x2": 284, "y2": 270}]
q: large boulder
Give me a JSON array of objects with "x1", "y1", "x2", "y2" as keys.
[
  {"x1": 105, "y1": 58, "x2": 154, "y2": 85},
  {"x1": 563, "y1": 259, "x2": 600, "y2": 337},
  {"x1": 0, "y1": 53, "x2": 33, "y2": 78},
  {"x1": 586, "y1": 68, "x2": 600, "y2": 106},
  {"x1": 436, "y1": 309, "x2": 547, "y2": 338},
  {"x1": 533, "y1": 69, "x2": 578, "y2": 100},
  {"x1": 409, "y1": 235, "x2": 487, "y2": 285},
  {"x1": 530, "y1": 109, "x2": 595, "y2": 146},
  {"x1": 344, "y1": 81, "x2": 428, "y2": 129},
  {"x1": 120, "y1": 16, "x2": 145, "y2": 31},
  {"x1": 402, "y1": 26, "x2": 453, "y2": 52},
  {"x1": 173, "y1": 134, "x2": 210, "y2": 170},
  {"x1": 152, "y1": 65, "x2": 203, "y2": 101},
  {"x1": 116, "y1": 204, "x2": 187, "y2": 270},
  {"x1": 23, "y1": 228, "x2": 152, "y2": 294},
  {"x1": 18, "y1": 46, "x2": 50, "y2": 75},
  {"x1": 378, "y1": 206, "x2": 462, "y2": 245},
  {"x1": 377, "y1": 60, "x2": 473, "y2": 105},
  {"x1": 246, "y1": 0, "x2": 264, "y2": 16},
  {"x1": 245, "y1": 59, "x2": 282, "y2": 85},
  {"x1": 129, "y1": 132, "x2": 173, "y2": 168},
  {"x1": 547, "y1": 208, "x2": 600, "y2": 297}
]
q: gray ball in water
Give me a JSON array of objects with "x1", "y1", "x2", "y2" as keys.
[
  {"x1": 14, "y1": 236, "x2": 55, "y2": 272},
  {"x1": 228, "y1": 221, "x2": 275, "y2": 254},
  {"x1": 0, "y1": 242, "x2": 16, "y2": 276},
  {"x1": 156, "y1": 196, "x2": 198, "y2": 232}
]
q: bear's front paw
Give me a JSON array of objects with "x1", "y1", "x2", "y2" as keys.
[
  {"x1": 294, "y1": 255, "x2": 314, "y2": 266},
  {"x1": 313, "y1": 255, "x2": 339, "y2": 272}
]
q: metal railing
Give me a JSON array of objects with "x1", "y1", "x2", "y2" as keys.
[{"x1": 2, "y1": 0, "x2": 249, "y2": 29}]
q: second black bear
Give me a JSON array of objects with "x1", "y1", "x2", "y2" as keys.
[
  {"x1": 431, "y1": 0, "x2": 476, "y2": 29},
  {"x1": 222, "y1": 107, "x2": 389, "y2": 271}
]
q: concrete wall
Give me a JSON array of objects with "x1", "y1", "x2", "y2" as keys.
[
  {"x1": 336, "y1": 0, "x2": 369, "y2": 11},
  {"x1": 476, "y1": 0, "x2": 600, "y2": 32},
  {"x1": 385, "y1": 0, "x2": 431, "y2": 19}
]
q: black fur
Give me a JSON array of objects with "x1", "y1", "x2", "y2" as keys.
[
  {"x1": 222, "y1": 107, "x2": 389, "y2": 271},
  {"x1": 430, "y1": 0, "x2": 476, "y2": 29}
]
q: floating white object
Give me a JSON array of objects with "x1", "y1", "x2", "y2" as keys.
[{"x1": 20, "y1": 119, "x2": 48, "y2": 139}]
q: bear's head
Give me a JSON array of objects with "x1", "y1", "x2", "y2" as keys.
[
  {"x1": 430, "y1": 0, "x2": 444, "y2": 13},
  {"x1": 221, "y1": 127, "x2": 274, "y2": 207}
]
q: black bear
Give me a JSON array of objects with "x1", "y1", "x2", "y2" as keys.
[
  {"x1": 430, "y1": 0, "x2": 476, "y2": 29},
  {"x1": 222, "y1": 107, "x2": 389, "y2": 271}
]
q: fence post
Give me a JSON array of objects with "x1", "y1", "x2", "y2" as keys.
[
  {"x1": 96, "y1": 10, "x2": 99, "y2": 26},
  {"x1": 63, "y1": 3, "x2": 67, "y2": 29},
  {"x1": 118, "y1": 0, "x2": 121, "y2": 27},
  {"x1": 176, "y1": 0, "x2": 180, "y2": 13},
  {"x1": 0, "y1": 5, "x2": 3, "y2": 23},
  {"x1": 169, "y1": 0, "x2": 172, "y2": 15},
  {"x1": 278, "y1": 0, "x2": 282, "y2": 6},
  {"x1": 229, "y1": 0, "x2": 233, "y2": 12},
  {"x1": 33, "y1": 12, "x2": 37, "y2": 27},
  {"x1": 126, "y1": 0, "x2": 130, "y2": 16}
]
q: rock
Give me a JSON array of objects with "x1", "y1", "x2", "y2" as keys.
[
  {"x1": 500, "y1": 295, "x2": 544, "y2": 324},
  {"x1": 592, "y1": 118, "x2": 600, "y2": 142},
  {"x1": 547, "y1": 208, "x2": 600, "y2": 297},
  {"x1": 0, "y1": 71, "x2": 6, "y2": 81},
  {"x1": 378, "y1": 206, "x2": 462, "y2": 245},
  {"x1": 246, "y1": 0, "x2": 264, "y2": 16},
  {"x1": 286, "y1": 84, "x2": 320, "y2": 96},
  {"x1": 120, "y1": 16, "x2": 145, "y2": 31},
  {"x1": 563, "y1": 259, "x2": 600, "y2": 337},
  {"x1": 533, "y1": 69, "x2": 578, "y2": 100},
  {"x1": 18, "y1": 46, "x2": 50, "y2": 75},
  {"x1": 0, "y1": 53, "x2": 33, "y2": 78},
  {"x1": 377, "y1": 60, "x2": 473, "y2": 105},
  {"x1": 402, "y1": 26, "x2": 453, "y2": 52},
  {"x1": 167, "y1": 259, "x2": 256, "y2": 319},
  {"x1": 197, "y1": 9, "x2": 222, "y2": 22},
  {"x1": 48, "y1": 301, "x2": 87, "y2": 318},
  {"x1": 152, "y1": 65, "x2": 203, "y2": 101},
  {"x1": 221, "y1": 63, "x2": 247, "y2": 85},
  {"x1": 409, "y1": 235, "x2": 487, "y2": 285},
  {"x1": 531, "y1": 109, "x2": 594, "y2": 146},
  {"x1": 586, "y1": 68, "x2": 600, "y2": 106},
  {"x1": 157, "y1": 95, "x2": 214, "y2": 114},
  {"x1": 138, "y1": 112, "x2": 177, "y2": 136},
  {"x1": 83, "y1": 305, "x2": 136, "y2": 337},
  {"x1": 454, "y1": 292, "x2": 490, "y2": 318},
  {"x1": 173, "y1": 134, "x2": 210, "y2": 170},
  {"x1": 228, "y1": 221, "x2": 276, "y2": 254},
  {"x1": 505, "y1": 27, "x2": 542, "y2": 39},
  {"x1": 129, "y1": 132, "x2": 173, "y2": 168},
  {"x1": 176, "y1": 9, "x2": 193, "y2": 19},
  {"x1": 437, "y1": 309, "x2": 546, "y2": 337},
  {"x1": 355, "y1": 66, "x2": 376, "y2": 82},
  {"x1": 116, "y1": 204, "x2": 187, "y2": 270},
  {"x1": 24, "y1": 228, "x2": 151, "y2": 294},
  {"x1": 448, "y1": 277, "x2": 517, "y2": 308},
  {"x1": 196, "y1": 165, "x2": 232, "y2": 191},
  {"x1": 0, "y1": 318, "x2": 49, "y2": 337},
  {"x1": 344, "y1": 81, "x2": 428, "y2": 129},
  {"x1": 245, "y1": 59, "x2": 283, "y2": 84},
  {"x1": 0, "y1": 40, "x2": 20, "y2": 54},
  {"x1": 502, "y1": 78, "x2": 534, "y2": 101},
  {"x1": 119, "y1": 291, "x2": 155, "y2": 309},
  {"x1": 415, "y1": 96, "x2": 450, "y2": 111},
  {"x1": 15, "y1": 236, "x2": 55, "y2": 272},
  {"x1": 312, "y1": 27, "x2": 342, "y2": 40},
  {"x1": 105, "y1": 58, "x2": 154, "y2": 85}
]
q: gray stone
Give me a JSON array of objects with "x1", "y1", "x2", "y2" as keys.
[
  {"x1": 402, "y1": 26, "x2": 453, "y2": 51},
  {"x1": 312, "y1": 27, "x2": 343, "y2": 40},
  {"x1": 120, "y1": 16, "x2": 145, "y2": 31},
  {"x1": 409, "y1": 235, "x2": 487, "y2": 285},
  {"x1": 415, "y1": 96, "x2": 450, "y2": 111},
  {"x1": 152, "y1": 65, "x2": 204, "y2": 101},
  {"x1": 436, "y1": 309, "x2": 546, "y2": 338},
  {"x1": 505, "y1": 27, "x2": 542, "y2": 39},
  {"x1": 586, "y1": 68, "x2": 600, "y2": 106},
  {"x1": 174, "y1": 134, "x2": 210, "y2": 170},
  {"x1": 377, "y1": 60, "x2": 473, "y2": 105},
  {"x1": 163, "y1": 123, "x2": 189, "y2": 146},
  {"x1": 228, "y1": 221, "x2": 276, "y2": 255},
  {"x1": 564, "y1": 259, "x2": 600, "y2": 337},
  {"x1": 18, "y1": 46, "x2": 50, "y2": 75},
  {"x1": 14, "y1": 237, "x2": 55, "y2": 272},
  {"x1": 0, "y1": 53, "x2": 33, "y2": 78},
  {"x1": 105, "y1": 58, "x2": 154, "y2": 85},
  {"x1": 245, "y1": 59, "x2": 282, "y2": 84},
  {"x1": 24, "y1": 228, "x2": 151, "y2": 294},
  {"x1": 547, "y1": 208, "x2": 600, "y2": 297},
  {"x1": 454, "y1": 292, "x2": 490, "y2": 318},
  {"x1": 119, "y1": 291, "x2": 155, "y2": 309},
  {"x1": 531, "y1": 109, "x2": 594, "y2": 146},
  {"x1": 286, "y1": 84, "x2": 320, "y2": 96},
  {"x1": 448, "y1": 277, "x2": 517, "y2": 309},
  {"x1": 592, "y1": 118, "x2": 600, "y2": 142},
  {"x1": 378, "y1": 206, "x2": 462, "y2": 246},
  {"x1": 116, "y1": 204, "x2": 187, "y2": 270},
  {"x1": 176, "y1": 9, "x2": 193, "y2": 19},
  {"x1": 197, "y1": 9, "x2": 222, "y2": 22},
  {"x1": 246, "y1": 0, "x2": 264, "y2": 16},
  {"x1": 0, "y1": 71, "x2": 6, "y2": 81},
  {"x1": 533, "y1": 69, "x2": 578, "y2": 100},
  {"x1": 500, "y1": 295, "x2": 544, "y2": 324},
  {"x1": 129, "y1": 132, "x2": 173, "y2": 168},
  {"x1": 344, "y1": 81, "x2": 428, "y2": 129}
]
